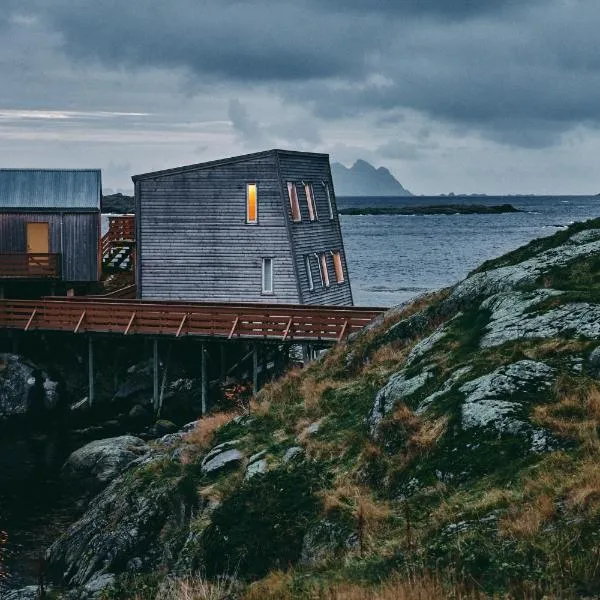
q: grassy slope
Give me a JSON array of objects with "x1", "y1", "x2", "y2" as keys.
[{"x1": 108, "y1": 220, "x2": 600, "y2": 600}]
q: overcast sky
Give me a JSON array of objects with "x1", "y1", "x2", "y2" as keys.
[{"x1": 1, "y1": 0, "x2": 599, "y2": 195}]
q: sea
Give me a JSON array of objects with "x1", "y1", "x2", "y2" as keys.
[{"x1": 337, "y1": 195, "x2": 600, "y2": 307}]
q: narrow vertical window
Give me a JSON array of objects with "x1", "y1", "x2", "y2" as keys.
[
  {"x1": 304, "y1": 182, "x2": 318, "y2": 221},
  {"x1": 247, "y1": 183, "x2": 258, "y2": 224},
  {"x1": 287, "y1": 182, "x2": 301, "y2": 222},
  {"x1": 262, "y1": 258, "x2": 273, "y2": 294},
  {"x1": 304, "y1": 254, "x2": 314, "y2": 291},
  {"x1": 322, "y1": 181, "x2": 334, "y2": 220},
  {"x1": 317, "y1": 252, "x2": 330, "y2": 288},
  {"x1": 332, "y1": 251, "x2": 345, "y2": 283}
]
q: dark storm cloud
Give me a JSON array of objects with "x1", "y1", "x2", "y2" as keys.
[{"x1": 11, "y1": 0, "x2": 600, "y2": 148}]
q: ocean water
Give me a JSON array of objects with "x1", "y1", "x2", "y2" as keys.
[{"x1": 338, "y1": 195, "x2": 600, "y2": 307}]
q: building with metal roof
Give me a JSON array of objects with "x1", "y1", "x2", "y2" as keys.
[{"x1": 0, "y1": 169, "x2": 101, "y2": 295}]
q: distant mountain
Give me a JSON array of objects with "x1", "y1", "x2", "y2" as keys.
[{"x1": 331, "y1": 159, "x2": 413, "y2": 196}]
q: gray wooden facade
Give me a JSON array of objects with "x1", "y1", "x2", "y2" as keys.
[
  {"x1": 0, "y1": 169, "x2": 101, "y2": 283},
  {"x1": 133, "y1": 150, "x2": 353, "y2": 305}
]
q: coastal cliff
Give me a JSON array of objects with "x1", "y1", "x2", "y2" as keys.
[{"x1": 8, "y1": 218, "x2": 600, "y2": 599}]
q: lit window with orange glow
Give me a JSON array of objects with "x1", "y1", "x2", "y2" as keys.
[
  {"x1": 247, "y1": 183, "x2": 258, "y2": 224},
  {"x1": 287, "y1": 182, "x2": 301, "y2": 222},
  {"x1": 332, "y1": 251, "x2": 344, "y2": 283}
]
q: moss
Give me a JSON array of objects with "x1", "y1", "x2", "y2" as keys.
[{"x1": 200, "y1": 463, "x2": 326, "y2": 580}]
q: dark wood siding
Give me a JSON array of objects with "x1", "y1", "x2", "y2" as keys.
[
  {"x1": 276, "y1": 153, "x2": 354, "y2": 306},
  {"x1": 137, "y1": 155, "x2": 299, "y2": 303},
  {"x1": 0, "y1": 211, "x2": 99, "y2": 282}
]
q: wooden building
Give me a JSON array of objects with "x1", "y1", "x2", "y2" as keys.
[
  {"x1": 0, "y1": 169, "x2": 101, "y2": 296},
  {"x1": 133, "y1": 150, "x2": 353, "y2": 305}
]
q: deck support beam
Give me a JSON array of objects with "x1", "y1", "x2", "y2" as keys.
[
  {"x1": 201, "y1": 342, "x2": 207, "y2": 416},
  {"x1": 253, "y1": 343, "x2": 259, "y2": 396},
  {"x1": 88, "y1": 336, "x2": 94, "y2": 407},
  {"x1": 153, "y1": 339, "x2": 159, "y2": 413}
]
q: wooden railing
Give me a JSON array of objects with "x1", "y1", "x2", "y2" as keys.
[
  {"x1": 0, "y1": 298, "x2": 383, "y2": 342},
  {"x1": 101, "y1": 216, "x2": 135, "y2": 256},
  {"x1": 0, "y1": 254, "x2": 61, "y2": 279}
]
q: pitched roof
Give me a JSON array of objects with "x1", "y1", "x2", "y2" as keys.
[
  {"x1": 0, "y1": 169, "x2": 101, "y2": 210},
  {"x1": 132, "y1": 149, "x2": 329, "y2": 181}
]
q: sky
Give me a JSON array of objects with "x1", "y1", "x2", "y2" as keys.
[{"x1": 1, "y1": 0, "x2": 599, "y2": 195}]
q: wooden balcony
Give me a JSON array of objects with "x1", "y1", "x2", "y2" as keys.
[{"x1": 0, "y1": 253, "x2": 61, "y2": 279}]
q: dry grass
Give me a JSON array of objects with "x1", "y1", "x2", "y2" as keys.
[
  {"x1": 243, "y1": 570, "x2": 490, "y2": 600},
  {"x1": 185, "y1": 412, "x2": 237, "y2": 449},
  {"x1": 300, "y1": 376, "x2": 344, "y2": 414},
  {"x1": 499, "y1": 494, "x2": 555, "y2": 538},
  {"x1": 137, "y1": 574, "x2": 238, "y2": 600},
  {"x1": 534, "y1": 382, "x2": 600, "y2": 451}
]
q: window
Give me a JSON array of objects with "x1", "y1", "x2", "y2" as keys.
[
  {"x1": 304, "y1": 254, "x2": 314, "y2": 291},
  {"x1": 332, "y1": 251, "x2": 345, "y2": 283},
  {"x1": 316, "y1": 252, "x2": 330, "y2": 288},
  {"x1": 246, "y1": 183, "x2": 258, "y2": 224},
  {"x1": 304, "y1": 182, "x2": 318, "y2": 221},
  {"x1": 322, "y1": 181, "x2": 334, "y2": 220},
  {"x1": 287, "y1": 182, "x2": 301, "y2": 222},
  {"x1": 262, "y1": 258, "x2": 273, "y2": 294}
]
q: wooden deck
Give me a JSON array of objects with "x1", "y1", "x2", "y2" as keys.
[
  {"x1": 0, "y1": 298, "x2": 383, "y2": 342},
  {"x1": 0, "y1": 253, "x2": 61, "y2": 279}
]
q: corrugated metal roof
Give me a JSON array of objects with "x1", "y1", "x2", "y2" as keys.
[{"x1": 0, "y1": 169, "x2": 101, "y2": 210}]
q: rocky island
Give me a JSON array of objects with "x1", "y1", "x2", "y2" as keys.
[
  {"x1": 339, "y1": 203, "x2": 521, "y2": 216},
  {"x1": 5, "y1": 219, "x2": 600, "y2": 598}
]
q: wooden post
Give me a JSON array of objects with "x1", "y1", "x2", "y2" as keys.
[
  {"x1": 153, "y1": 339, "x2": 159, "y2": 413},
  {"x1": 220, "y1": 343, "x2": 226, "y2": 379},
  {"x1": 0, "y1": 285, "x2": 4, "y2": 299},
  {"x1": 201, "y1": 342, "x2": 207, "y2": 416},
  {"x1": 88, "y1": 335, "x2": 94, "y2": 407},
  {"x1": 253, "y1": 343, "x2": 259, "y2": 396},
  {"x1": 158, "y1": 343, "x2": 172, "y2": 416}
]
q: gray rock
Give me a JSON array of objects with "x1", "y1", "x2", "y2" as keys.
[
  {"x1": 405, "y1": 324, "x2": 450, "y2": 366},
  {"x1": 47, "y1": 452, "x2": 199, "y2": 588},
  {"x1": 479, "y1": 289, "x2": 600, "y2": 348},
  {"x1": 283, "y1": 446, "x2": 304, "y2": 463},
  {"x1": 245, "y1": 458, "x2": 267, "y2": 479},
  {"x1": 62, "y1": 435, "x2": 149, "y2": 494},
  {"x1": 450, "y1": 237, "x2": 600, "y2": 304},
  {"x1": 0, "y1": 353, "x2": 61, "y2": 421},
  {"x1": 249, "y1": 450, "x2": 267, "y2": 463},
  {"x1": 370, "y1": 366, "x2": 434, "y2": 433},
  {"x1": 588, "y1": 346, "x2": 600, "y2": 377},
  {"x1": 3, "y1": 586, "x2": 43, "y2": 600},
  {"x1": 459, "y1": 360, "x2": 555, "y2": 434},
  {"x1": 201, "y1": 443, "x2": 244, "y2": 474},
  {"x1": 67, "y1": 573, "x2": 116, "y2": 599},
  {"x1": 416, "y1": 366, "x2": 473, "y2": 414}
]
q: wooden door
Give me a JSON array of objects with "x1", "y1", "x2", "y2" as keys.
[{"x1": 26, "y1": 222, "x2": 50, "y2": 273}]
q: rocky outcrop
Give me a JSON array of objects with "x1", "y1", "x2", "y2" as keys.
[
  {"x1": 61, "y1": 436, "x2": 150, "y2": 496},
  {"x1": 0, "y1": 354, "x2": 62, "y2": 422}
]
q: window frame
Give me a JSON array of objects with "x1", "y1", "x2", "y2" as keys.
[
  {"x1": 262, "y1": 257, "x2": 274, "y2": 295},
  {"x1": 287, "y1": 182, "x2": 301, "y2": 223},
  {"x1": 331, "y1": 250, "x2": 345, "y2": 284},
  {"x1": 316, "y1": 252, "x2": 330, "y2": 288},
  {"x1": 246, "y1": 182, "x2": 258, "y2": 225},
  {"x1": 303, "y1": 181, "x2": 318, "y2": 221},
  {"x1": 322, "y1": 181, "x2": 334, "y2": 220},
  {"x1": 304, "y1": 254, "x2": 314, "y2": 291}
]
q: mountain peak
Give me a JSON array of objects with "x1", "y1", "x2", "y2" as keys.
[{"x1": 331, "y1": 159, "x2": 413, "y2": 196}]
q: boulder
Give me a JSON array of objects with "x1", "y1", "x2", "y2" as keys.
[
  {"x1": 245, "y1": 458, "x2": 267, "y2": 479},
  {"x1": 152, "y1": 419, "x2": 178, "y2": 436},
  {"x1": 47, "y1": 452, "x2": 201, "y2": 589},
  {"x1": 202, "y1": 448, "x2": 244, "y2": 474},
  {"x1": 3, "y1": 586, "x2": 45, "y2": 600},
  {"x1": 62, "y1": 435, "x2": 150, "y2": 495},
  {"x1": 0, "y1": 353, "x2": 62, "y2": 422},
  {"x1": 283, "y1": 446, "x2": 304, "y2": 463},
  {"x1": 459, "y1": 360, "x2": 555, "y2": 435},
  {"x1": 370, "y1": 366, "x2": 434, "y2": 433}
]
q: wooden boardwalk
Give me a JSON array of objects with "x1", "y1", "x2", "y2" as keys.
[{"x1": 0, "y1": 298, "x2": 383, "y2": 343}]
